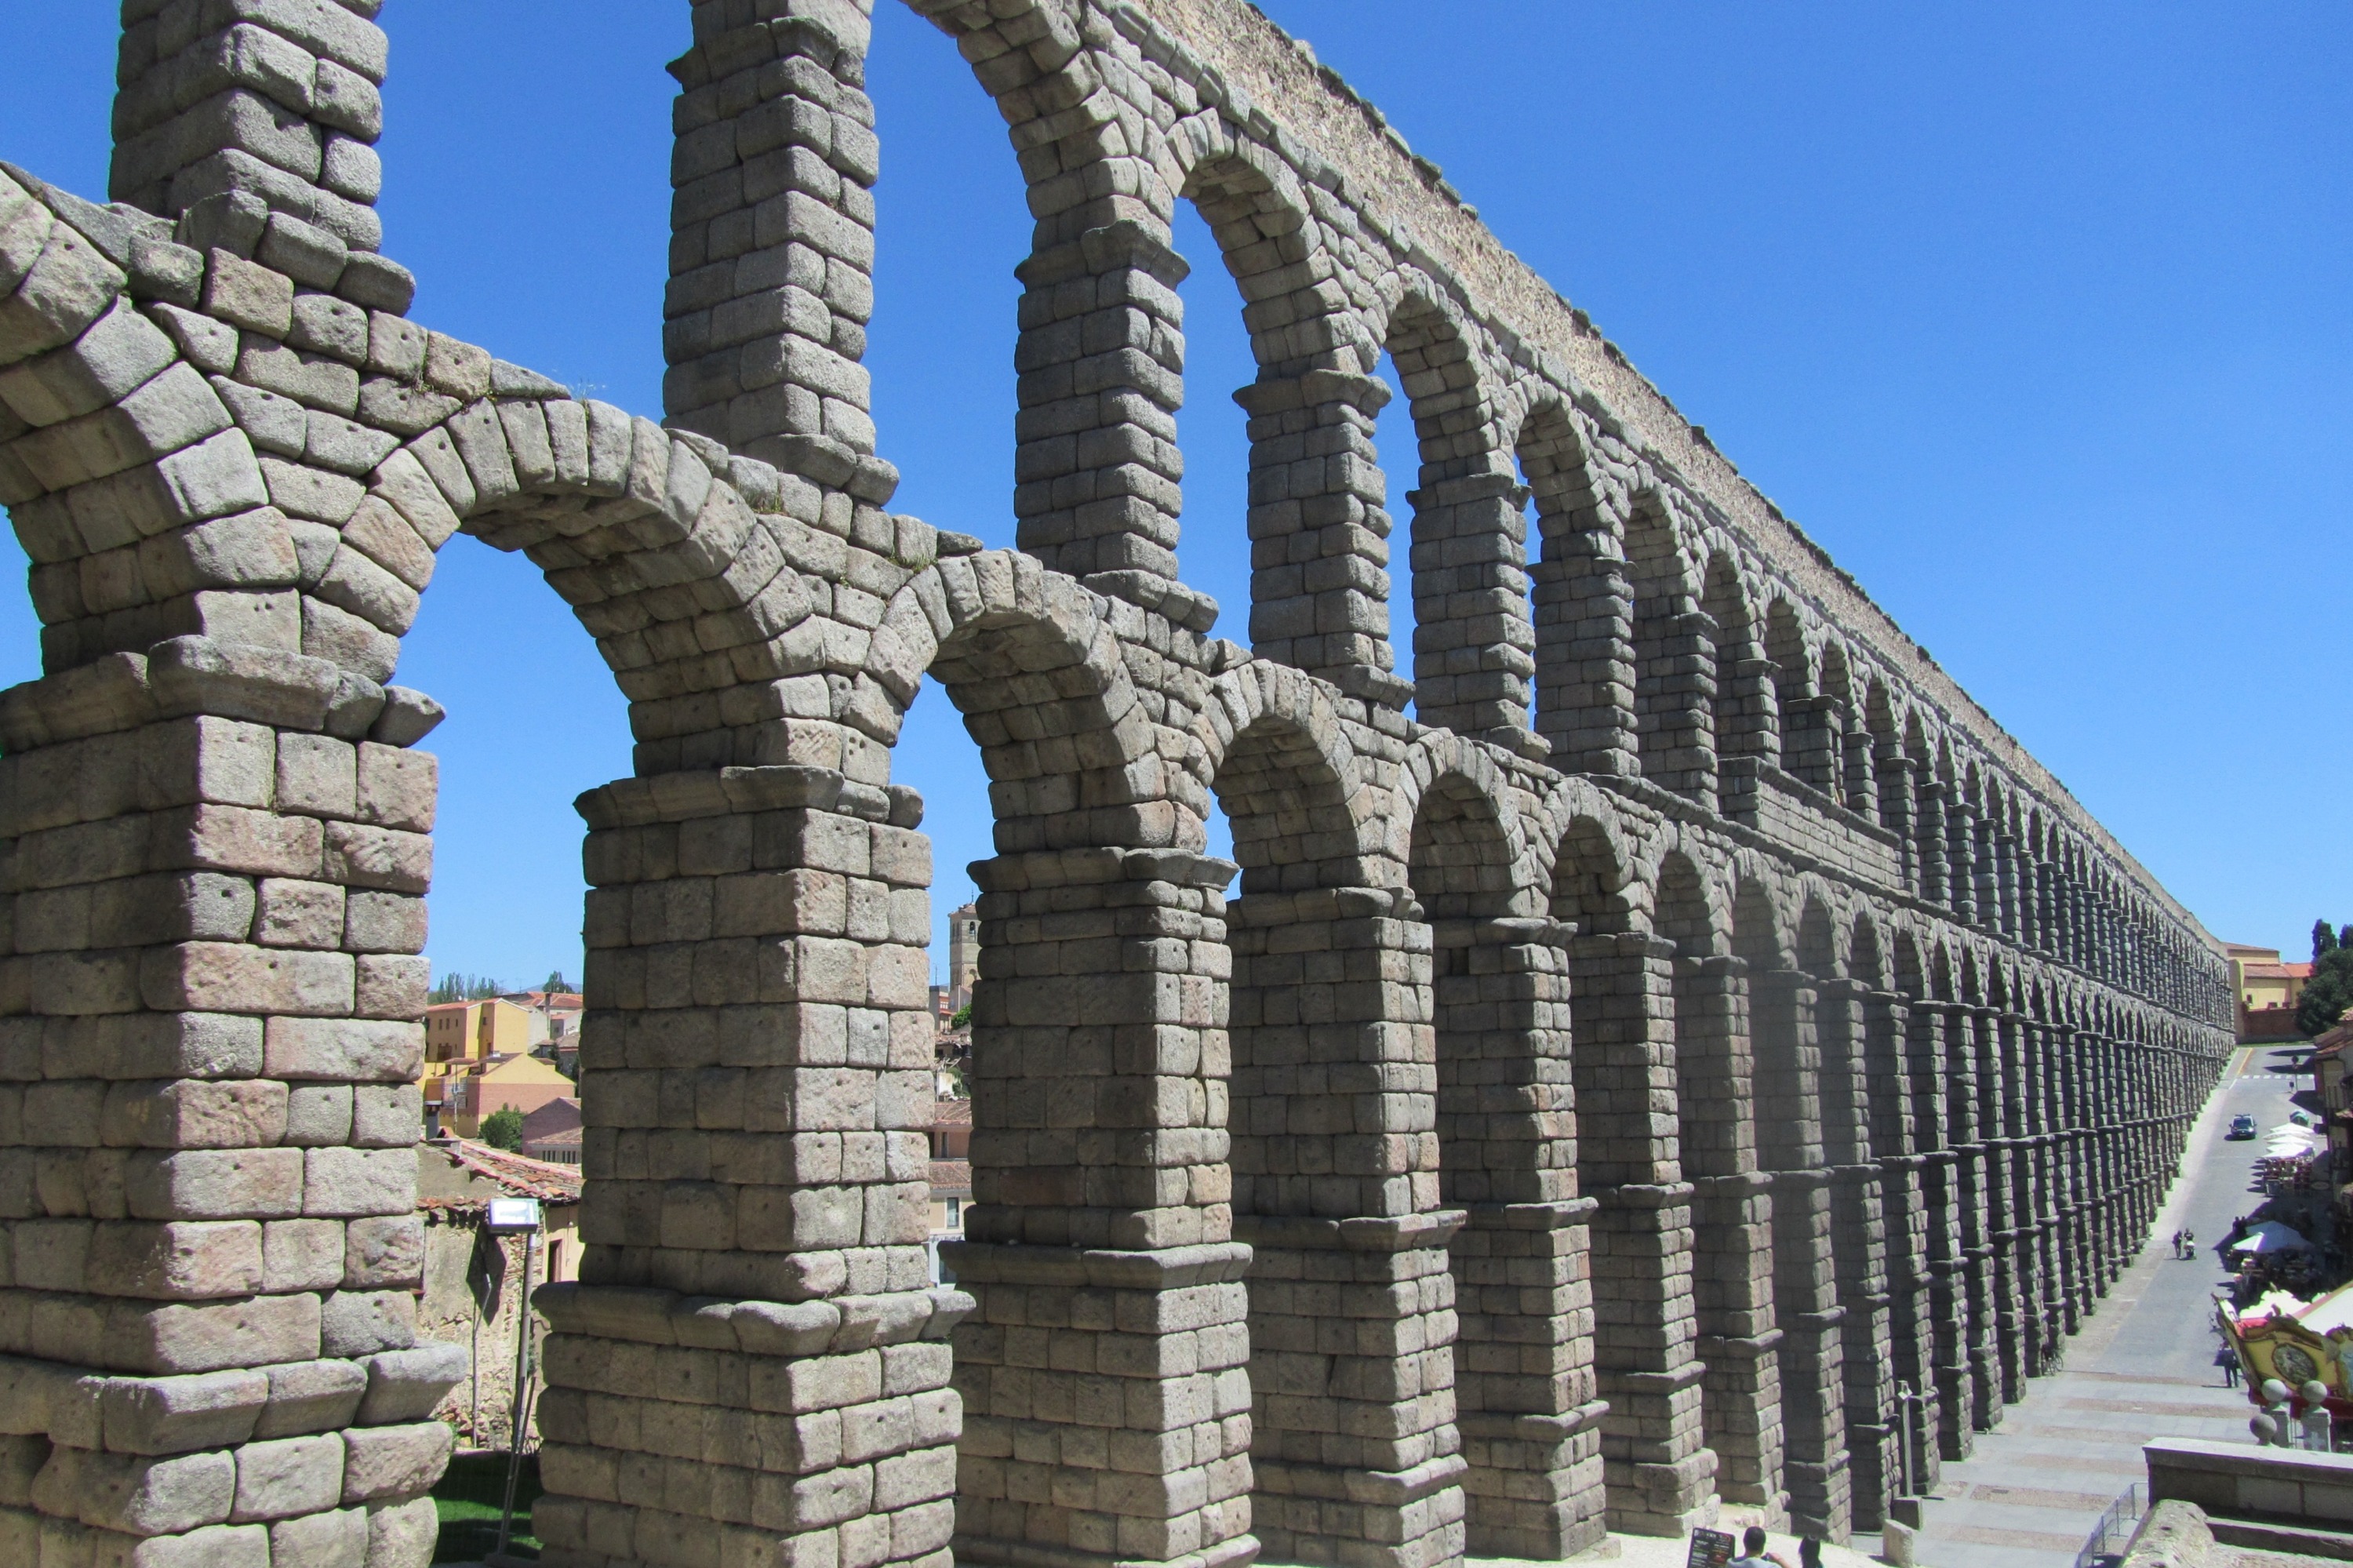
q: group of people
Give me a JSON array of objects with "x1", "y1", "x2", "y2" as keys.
[
  {"x1": 2171, "y1": 1228, "x2": 2199, "y2": 1259},
  {"x1": 1728, "y1": 1527, "x2": 1824, "y2": 1568}
]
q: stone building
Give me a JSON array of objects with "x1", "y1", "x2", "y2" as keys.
[
  {"x1": 0, "y1": 2, "x2": 2233, "y2": 1566},
  {"x1": 946, "y1": 901, "x2": 980, "y2": 1013}
]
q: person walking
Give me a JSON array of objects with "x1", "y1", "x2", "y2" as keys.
[{"x1": 1727, "y1": 1526, "x2": 1790, "y2": 1568}]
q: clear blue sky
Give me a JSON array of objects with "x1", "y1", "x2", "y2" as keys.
[{"x1": 2, "y1": 4, "x2": 2345, "y2": 984}]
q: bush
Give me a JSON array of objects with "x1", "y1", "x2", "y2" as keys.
[{"x1": 480, "y1": 1108, "x2": 525, "y2": 1152}]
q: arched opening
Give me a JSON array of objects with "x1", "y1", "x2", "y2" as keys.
[
  {"x1": 1703, "y1": 552, "x2": 1768, "y2": 809},
  {"x1": 1408, "y1": 769, "x2": 1602, "y2": 1557},
  {"x1": 1766, "y1": 599, "x2": 1826, "y2": 791},
  {"x1": 1667, "y1": 858, "x2": 1780, "y2": 1512},
  {"x1": 1820, "y1": 643, "x2": 1871, "y2": 820},
  {"x1": 1552, "y1": 823, "x2": 1718, "y2": 1536},
  {"x1": 1520, "y1": 402, "x2": 1628, "y2": 775},
  {"x1": 1385, "y1": 298, "x2": 1529, "y2": 740},
  {"x1": 1626, "y1": 494, "x2": 1714, "y2": 806},
  {"x1": 1214, "y1": 700, "x2": 1464, "y2": 1568}
]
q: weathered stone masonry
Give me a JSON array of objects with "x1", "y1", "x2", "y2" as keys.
[{"x1": 0, "y1": 0, "x2": 2230, "y2": 1565}]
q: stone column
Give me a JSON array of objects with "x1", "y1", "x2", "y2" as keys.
[
  {"x1": 1905, "y1": 998, "x2": 1969, "y2": 1460},
  {"x1": 112, "y1": 0, "x2": 412, "y2": 309},
  {"x1": 1532, "y1": 526, "x2": 1638, "y2": 778},
  {"x1": 1433, "y1": 917, "x2": 1604, "y2": 1558},
  {"x1": 1567, "y1": 933, "x2": 1715, "y2": 1537},
  {"x1": 1751, "y1": 966, "x2": 1846, "y2": 1540},
  {"x1": 1947, "y1": 1006, "x2": 1997, "y2": 1433},
  {"x1": 1778, "y1": 694, "x2": 1837, "y2": 795},
  {"x1": 1864, "y1": 988, "x2": 1940, "y2": 1494},
  {"x1": 1944, "y1": 799, "x2": 1978, "y2": 926},
  {"x1": 536, "y1": 769, "x2": 965, "y2": 1568},
  {"x1": 1634, "y1": 604, "x2": 1719, "y2": 812},
  {"x1": 0, "y1": 649, "x2": 460, "y2": 1566},
  {"x1": 1984, "y1": 1010, "x2": 2026, "y2": 1402},
  {"x1": 1819, "y1": 977, "x2": 1894, "y2": 1531},
  {"x1": 1236, "y1": 370, "x2": 1410, "y2": 709},
  {"x1": 1874, "y1": 750, "x2": 1915, "y2": 893},
  {"x1": 1228, "y1": 888, "x2": 1464, "y2": 1568},
  {"x1": 1913, "y1": 780, "x2": 1947, "y2": 910},
  {"x1": 664, "y1": 2, "x2": 892, "y2": 493},
  {"x1": 948, "y1": 847, "x2": 1254, "y2": 1568},
  {"x1": 1678, "y1": 955, "x2": 1784, "y2": 1518},
  {"x1": 1406, "y1": 466, "x2": 1539, "y2": 746},
  {"x1": 2051, "y1": 1017, "x2": 2089, "y2": 1330}
]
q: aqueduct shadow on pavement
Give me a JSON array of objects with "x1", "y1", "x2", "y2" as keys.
[{"x1": 0, "y1": 1, "x2": 2233, "y2": 1564}]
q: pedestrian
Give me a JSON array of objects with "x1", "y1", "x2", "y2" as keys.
[
  {"x1": 2173, "y1": 1228, "x2": 2185, "y2": 1259},
  {"x1": 1727, "y1": 1526, "x2": 1788, "y2": 1568},
  {"x1": 1798, "y1": 1538, "x2": 1824, "y2": 1568},
  {"x1": 2217, "y1": 1342, "x2": 2240, "y2": 1388}
]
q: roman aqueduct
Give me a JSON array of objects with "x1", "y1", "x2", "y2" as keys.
[{"x1": 0, "y1": 0, "x2": 2233, "y2": 1563}]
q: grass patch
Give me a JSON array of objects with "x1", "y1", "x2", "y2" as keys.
[{"x1": 434, "y1": 1450, "x2": 542, "y2": 1563}]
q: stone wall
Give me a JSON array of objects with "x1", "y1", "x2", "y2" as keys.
[{"x1": 0, "y1": 1, "x2": 2233, "y2": 1566}]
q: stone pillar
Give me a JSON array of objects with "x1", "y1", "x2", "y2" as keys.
[
  {"x1": 1567, "y1": 933, "x2": 1715, "y2": 1537},
  {"x1": 1875, "y1": 751, "x2": 1915, "y2": 893},
  {"x1": 1532, "y1": 526, "x2": 1638, "y2": 778},
  {"x1": 1678, "y1": 955, "x2": 1784, "y2": 1517},
  {"x1": 949, "y1": 847, "x2": 1254, "y2": 1568},
  {"x1": 1634, "y1": 605, "x2": 1719, "y2": 812},
  {"x1": 1407, "y1": 467, "x2": 1539, "y2": 746},
  {"x1": 1905, "y1": 999, "x2": 1969, "y2": 1461},
  {"x1": 2050, "y1": 1019, "x2": 2088, "y2": 1330},
  {"x1": 1715, "y1": 653, "x2": 1780, "y2": 775},
  {"x1": 1864, "y1": 988, "x2": 1940, "y2": 1494},
  {"x1": 1944, "y1": 799, "x2": 1978, "y2": 926},
  {"x1": 1433, "y1": 917, "x2": 1604, "y2": 1558},
  {"x1": 1984, "y1": 1011, "x2": 2026, "y2": 1402},
  {"x1": 1947, "y1": 1007, "x2": 1997, "y2": 1434},
  {"x1": 1229, "y1": 889, "x2": 1464, "y2": 1568},
  {"x1": 1751, "y1": 967, "x2": 1846, "y2": 1540},
  {"x1": 1779, "y1": 695, "x2": 1837, "y2": 795},
  {"x1": 1819, "y1": 977, "x2": 1893, "y2": 1530},
  {"x1": 0, "y1": 649, "x2": 460, "y2": 1566},
  {"x1": 536, "y1": 769, "x2": 963, "y2": 1568},
  {"x1": 664, "y1": 2, "x2": 889, "y2": 487},
  {"x1": 1237, "y1": 370, "x2": 1411, "y2": 709},
  {"x1": 1914, "y1": 780, "x2": 1947, "y2": 910},
  {"x1": 112, "y1": 0, "x2": 413, "y2": 311}
]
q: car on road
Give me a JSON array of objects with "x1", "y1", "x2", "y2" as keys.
[{"x1": 2229, "y1": 1113, "x2": 2258, "y2": 1140}]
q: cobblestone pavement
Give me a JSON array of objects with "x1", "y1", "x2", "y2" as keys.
[{"x1": 1892, "y1": 1046, "x2": 2304, "y2": 1567}]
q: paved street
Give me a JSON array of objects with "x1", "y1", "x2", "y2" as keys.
[{"x1": 1888, "y1": 1045, "x2": 2311, "y2": 1567}]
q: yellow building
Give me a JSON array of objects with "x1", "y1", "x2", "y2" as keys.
[
  {"x1": 421, "y1": 998, "x2": 536, "y2": 1131},
  {"x1": 439, "y1": 1051, "x2": 577, "y2": 1141},
  {"x1": 2226, "y1": 943, "x2": 2315, "y2": 1042}
]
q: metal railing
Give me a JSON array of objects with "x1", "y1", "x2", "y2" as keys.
[{"x1": 2075, "y1": 1483, "x2": 2146, "y2": 1568}]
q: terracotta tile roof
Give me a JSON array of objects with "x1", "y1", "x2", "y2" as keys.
[
  {"x1": 931, "y1": 1098, "x2": 972, "y2": 1128},
  {"x1": 929, "y1": 1159, "x2": 972, "y2": 1193},
  {"x1": 430, "y1": 1139, "x2": 583, "y2": 1205},
  {"x1": 2245, "y1": 963, "x2": 2314, "y2": 980}
]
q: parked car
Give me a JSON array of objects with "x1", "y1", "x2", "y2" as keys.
[{"x1": 2229, "y1": 1114, "x2": 2258, "y2": 1140}]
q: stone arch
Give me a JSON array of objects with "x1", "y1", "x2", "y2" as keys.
[
  {"x1": 1405, "y1": 744, "x2": 1603, "y2": 1553},
  {"x1": 1208, "y1": 686, "x2": 1470, "y2": 1565},
  {"x1": 1398, "y1": 733, "x2": 1541, "y2": 919},
  {"x1": 1703, "y1": 548, "x2": 1769, "y2": 776},
  {"x1": 1196, "y1": 659, "x2": 1382, "y2": 890},
  {"x1": 1518, "y1": 398, "x2": 1630, "y2": 773},
  {"x1": 1376, "y1": 288, "x2": 1533, "y2": 739},
  {"x1": 1765, "y1": 596, "x2": 1827, "y2": 791}
]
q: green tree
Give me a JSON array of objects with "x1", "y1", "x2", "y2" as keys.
[
  {"x1": 951, "y1": 1003, "x2": 972, "y2": 1029},
  {"x1": 428, "y1": 973, "x2": 507, "y2": 1004},
  {"x1": 2297, "y1": 948, "x2": 2353, "y2": 1038},
  {"x1": 480, "y1": 1108, "x2": 525, "y2": 1152},
  {"x1": 2316, "y1": 920, "x2": 2338, "y2": 962},
  {"x1": 544, "y1": 970, "x2": 573, "y2": 995}
]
